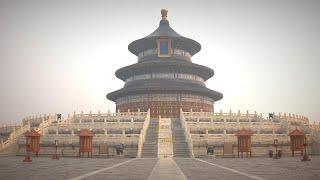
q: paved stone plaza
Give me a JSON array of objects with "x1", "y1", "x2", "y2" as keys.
[{"x1": 0, "y1": 156, "x2": 319, "y2": 180}]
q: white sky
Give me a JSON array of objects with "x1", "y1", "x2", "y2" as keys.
[{"x1": 0, "y1": 0, "x2": 319, "y2": 125}]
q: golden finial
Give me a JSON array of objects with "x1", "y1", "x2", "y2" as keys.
[{"x1": 161, "y1": 9, "x2": 168, "y2": 20}]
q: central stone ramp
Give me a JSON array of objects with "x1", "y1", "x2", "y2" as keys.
[
  {"x1": 142, "y1": 118, "x2": 159, "y2": 157},
  {"x1": 171, "y1": 118, "x2": 191, "y2": 157}
]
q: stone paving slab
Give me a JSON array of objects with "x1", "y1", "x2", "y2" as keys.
[
  {"x1": 147, "y1": 158, "x2": 187, "y2": 180},
  {"x1": 202, "y1": 156, "x2": 320, "y2": 180},
  {"x1": 175, "y1": 158, "x2": 250, "y2": 180},
  {"x1": 82, "y1": 158, "x2": 157, "y2": 180},
  {"x1": 0, "y1": 156, "x2": 129, "y2": 180},
  {"x1": 0, "y1": 156, "x2": 319, "y2": 180}
]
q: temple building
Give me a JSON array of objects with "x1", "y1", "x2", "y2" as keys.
[
  {"x1": 0, "y1": 9, "x2": 319, "y2": 158},
  {"x1": 107, "y1": 9, "x2": 223, "y2": 118}
]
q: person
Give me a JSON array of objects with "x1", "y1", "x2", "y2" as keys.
[
  {"x1": 207, "y1": 146, "x2": 214, "y2": 155},
  {"x1": 120, "y1": 143, "x2": 124, "y2": 155},
  {"x1": 116, "y1": 143, "x2": 125, "y2": 155}
]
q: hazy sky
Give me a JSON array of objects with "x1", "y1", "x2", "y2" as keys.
[{"x1": 0, "y1": 0, "x2": 319, "y2": 124}]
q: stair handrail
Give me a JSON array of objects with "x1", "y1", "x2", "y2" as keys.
[
  {"x1": 180, "y1": 108, "x2": 194, "y2": 157},
  {"x1": 0, "y1": 122, "x2": 30, "y2": 151},
  {"x1": 35, "y1": 114, "x2": 56, "y2": 135},
  {"x1": 137, "y1": 109, "x2": 151, "y2": 158}
]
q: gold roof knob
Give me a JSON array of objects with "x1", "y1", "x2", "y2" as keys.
[{"x1": 161, "y1": 9, "x2": 168, "y2": 20}]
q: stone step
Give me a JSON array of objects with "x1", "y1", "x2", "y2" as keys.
[
  {"x1": 171, "y1": 118, "x2": 191, "y2": 158},
  {"x1": 142, "y1": 118, "x2": 159, "y2": 158}
]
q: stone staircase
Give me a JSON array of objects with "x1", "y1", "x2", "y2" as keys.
[
  {"x1": 171, "y1": 118, "x2": 190, "y2": 157},
  {"x1": 141, "y1": 118, "x2": 159, "y2": 157}
]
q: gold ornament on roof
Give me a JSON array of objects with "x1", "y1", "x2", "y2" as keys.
[{"x1": 161, "y1": 9, "x2": 168, "y2": 20}]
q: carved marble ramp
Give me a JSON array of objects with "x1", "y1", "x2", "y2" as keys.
[
  {"x1": 157, "y1": 118, "x2": 173, "y2": 158},
  {"x1": 148, "y1": 158, "x2": 187, "y2": 180}
]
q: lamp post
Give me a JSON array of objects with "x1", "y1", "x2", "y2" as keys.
[
  {"x1": 273, "y1": 139, "x2": 279, "y2": 159},
  {"x1": 52, "y1": 140, "x2": 59, "y2": 160},
  {"x1": 301, "y1": 137, "x2": 311, "y2": 161}
]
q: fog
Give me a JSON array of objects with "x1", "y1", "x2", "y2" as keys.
[{"x1": 0, "y1": 0, "x2": 319, "y2": 124}]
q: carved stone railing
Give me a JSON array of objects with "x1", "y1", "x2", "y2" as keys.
[
  {"x1": 0, "y1": 122, "x2": 30, "y2": 152},
  {"x1": 73, "y1": 111, "x2": 148, "y2": 119},
  {"x1": 180, "y1": 108, "x2": 194, "y2": 157},
  {"x1": 35, "y1": 114, "x2": 56, "y2": 135},
  {"x1": 137, "y1": 109, "x2": 151, "y2": 158}
]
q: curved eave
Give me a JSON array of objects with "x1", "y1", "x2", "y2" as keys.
[
  {"x1": 128, "y1": 36, "x2": 201, "y2": 56},
  {"x1": 107, "y1": 85, "x2": 223, "y2": 102},
  {"x1": 115, "y1": 61, "x2": 214, "y2": 81}
]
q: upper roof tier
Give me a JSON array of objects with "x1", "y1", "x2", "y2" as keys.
[{"x1": 128, "y1": 9, "x2": 201, "y2": 56}]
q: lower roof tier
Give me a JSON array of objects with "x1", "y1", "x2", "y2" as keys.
[
  {"x1": 107, "y1": 80, "x2": 223, "y2": 102},
  {"x1": 115, "y1": 60, "x2": 214, "y2": 81}
]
